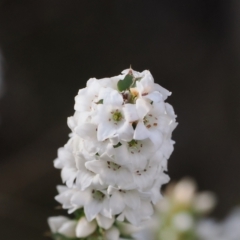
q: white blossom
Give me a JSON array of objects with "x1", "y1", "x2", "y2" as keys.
[
  {"x1": 49, "y1": 68, "x2": 177, "y2": 239},
  {"x1": 197, "y1": 208, "x2": 240, "y2": 240},
  {"x1": 48, "y1": 216, "x2": 77, "y2": 238},
  {"x1": 75, "y1": 216, "x2": 97, "y2": 238}
]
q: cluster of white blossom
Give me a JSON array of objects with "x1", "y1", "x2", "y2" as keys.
[
  {"x1": 197, "y1": 208, "x2": 240, "y2": 240},
  {"x1": 126, "y1": 178, "x2": 216, "y2": 240},
  {"x1": 48, "y1": 68, "x2": 177, "y2": 239}
]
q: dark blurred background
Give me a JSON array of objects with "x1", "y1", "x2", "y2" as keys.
[{"x1": 0, "y1": 0, "x2": 239, "y2": 239}]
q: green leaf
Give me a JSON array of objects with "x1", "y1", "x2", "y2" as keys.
[
  {"x1": 96, "y1": 99, "x2": 103, "y2": 104},
  {"x1": 117, "y1": 74, "x2": 134, "y2": 92},
  {"x1": 113, "y1": 142, "x2": 122, "y2": 148},
  {"x1": 131, "y1": 77, "x2": 142, "y2": 88},
  {"x1": 73, "y1": 208, "x2": 85, "y2": 220}
]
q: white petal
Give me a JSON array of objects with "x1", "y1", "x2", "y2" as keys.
[
  {"x1": 71, "y1": 191, "x2": 90, "y2": 208},
  {"x1": 116, "y1": 213, "x2": 124, "y2": 222},
  {"x1": 61, "y1": 168, "x2": 77, "y2": 188},
  {"x1": 56, "y1": 185, "x2": 68, "y2": 194},
  {"x1": 148, "y1": 129, "x2": 163, "y2": 147},
  {"x1": 124, "y1": 191, "x2": 140, "y2": 210},
  {"x1": 76, "y1": 171, "x2": 93, "y2": 191},
  {"x1": 165, "y1": 102, "x2": 176, "y2": 118},
  {"x1": 105, "y1": 227, "x2": 120, "y2": 240},
  {"x1": 151, "y1": 101, "x2": 165, "y2": 116},
  {"x1": 109, "y1": 191, "x2": 125, "y2": 215},
  {"x1": 96, "y1": 214, "x2": 114, "y2": 230},
  {"x1": 84, "y1": 200, "x2": 103, "y2": 221},
  {"x1": 85, "y1": 160, "x2": 104, "y2": 174},
  {"x1": 76, "y1": 217, "x2": 97, "y2": 238},
  {"x1": 102, "y1": 89, "x2": 123, "y2": 105},
  {"x1": 75, "y1": 123, "x2": 97, "y2": 140},
  {"x1": 98, "y1": 87, "x2": 114, "y2": 102},
  {"x1": 150, "y1": 174, "x2": 169, "y2": 204},
  {"x1": 133, "y1": 121, "x2": 149, "y2": 140},
  {"x1": 53, "y1": 158, "x2": 63, "y2": 169},
  {"x1": 106, "y1": 144, "x2": 129, "y2": 167},
  {"x1": 124, "y1": 208, "x2": 139, "y2": 225},
  {"x1": 97, "y1": 123, "x2": 116, "y2": 141},
  {"x1": 154, "y1": 83, "x2": 171, "y2": 100},
  {"x1": 160, "y1": 140, "x2": 174, "y2": 159},
  {"x1": 58, "y1": 220, "x2": 77, "y2": 238},
  {"x1": 67, "y1": 116, "x2": 76, "y2": 131},
  {"x1": 121, "y1": 68, "x2": 143, "y2": 77},
  {"x1": 145, "y1": 91, "x2": 163, "y2": 102},
  {"x1": 136, "y1": 98, "x2": 151, "y2": 119},
  {"x1": 48, "y1": 216, "x2": 70, "y2": 233},
  {"x1": 123, "y1": 104, "x2": 139, "y2": 122},
  {"x1": 109, "y1": 136, "x2": 119, "y2": 146},
  {"x1": 118, "y1": 122, "x2": 134, "y2": 141},
  {"x1": 139, "y1": 201, "x2": 154, "y2": 220}
]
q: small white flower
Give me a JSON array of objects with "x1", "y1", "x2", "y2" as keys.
[
  {"x1": 76, "y1": 216, "x2": 97, "y2": 238},
  {"x1": 104, "y1": 226, "x2": 120, "y2": 240},
  {"x1": 48, "y1": 216, "x2": 72, "y2": 234},
  {"x1": 172, "y1": 178, "x2": 197, "y2": 205},
  {"x1": 55, "y1": 186, "x2": 79, "y2": 213},
  {"x1": 172, "y1": 212, "x2": 194, "y2": 232},
  {"x1": 54, "y1": 139, "x2": 78, "y2": 188},
  {"x1": 74, "y1": 153, "x2": 101, "y2": 191},
  {"x1": 132, "y1": 160, "x2": 159, "y2": 190},
  {"x1": 107, "y1": 138, "x2": 157, "y2": 170},
  {"x1": 75, "y1": 122, "x2": 110, "y2": 156},
  {"x1": 94, "y1": 90, "x2": 137, "y2": 142},
  {"x1": 147, "y1": 170, "x2": 170, "y2": 204},
  {"x1": 108, "y1": 186, "x2": 141, "y2": 215},
  {"x1": 133, "y1": 98, "x2": 176, "y2": 147},
  {"x1": 85, "y1": 154, "x2": 134, "y2": 189},
  {"x1": 48, "y1": 216, "x2": 77, "y2": 238},
  {"x1": 129, "y1": 70, "x2": 170, "y2": 102},
  {"x1": 193, "y1": 192, "x2": 217, "y2": 214},
  {"x1": 117, "y1": 200, "x2": 154, "y2": 226},
  {"x1": 74, "y1": 78, "x2": 102, "y2": 113},
  {"x1": 96, "y1": 214, "x2": 115, "y2": 230},
  {"x1": 71, "y1": 188, "x2": 111, "y2": 221}
]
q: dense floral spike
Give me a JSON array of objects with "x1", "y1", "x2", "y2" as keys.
[{"x1": 49, "y1": 68, "x2": 177, "y2": 239}]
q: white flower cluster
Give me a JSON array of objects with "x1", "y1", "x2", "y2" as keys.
[
  {"x1": 128, "y1": 178, "x2": 217, "y2": 240},
  {"x1": 197, "y1": 208, "x2": 240, "y2": 240},
  {"x1": 51, "y1": 68, "x2": 177, "y2": 239}
]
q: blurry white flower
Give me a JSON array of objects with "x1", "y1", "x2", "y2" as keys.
[
  {"x1": 95, "y1": 89, "x2": 135, "y2": 142},
  {"x1": 193, "y1": 191, "x2": 217, "y2": 214},
  {"x1": 85, "y1": 154, "x2": 134, "y2": 189},
  {"x1": 107, "y1": 138, "x2": 157, "y2": 170},
  {"x1": 172, "y1": 212, "x2": 194, "y2": 232},
  {"x1": 96, "y1": 214, "x2": 115, "y2": 230},
  {"x1": 75, "y1": 216, "x2": 97, "y2": 238},
  {"x1": 48, "y1": 216, "x2": 77, "y2": 238},
  {"x1": 68, "y1": 187, "x2": 111, "y2": 221},
  {"x1": 197, "y1": 207, "x2": 240, "y2": 240},
  {"x1": 108, "y1": 186, "x2": 141, "y2": 215},
  {"x1": 172, "y1": 178, "x2": 196, "y2": 205},
  {"x1": 105, "y1": 226, "x2": 120, "y2": 240},
  {"x1": 133, "y1": 98, "x2": 175, "y2": 147}
]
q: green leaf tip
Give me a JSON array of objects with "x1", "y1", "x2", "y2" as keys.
[{"x1": 117, "y1": 74, "x2": 134, "y2": 92}]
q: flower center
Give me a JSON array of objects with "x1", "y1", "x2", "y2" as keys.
[
  {"x1": 128, "y1": 140, "x2": 143, "y2": 154},
  {"x1": 92, "y1": 190, "x2": 105, "y2": 201},
  {"x1": 107, "y1": 161, "x2": 121, "y2": 171},
  {"x1": 143, "y1": 114, "x2": 158, "y2": 129},
  {"x1": 112, "y1": 110, "x2": 123, "y2": 122},
  {"x1": 128, "y1": 139, "x2": 138, "y2": 148}
]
